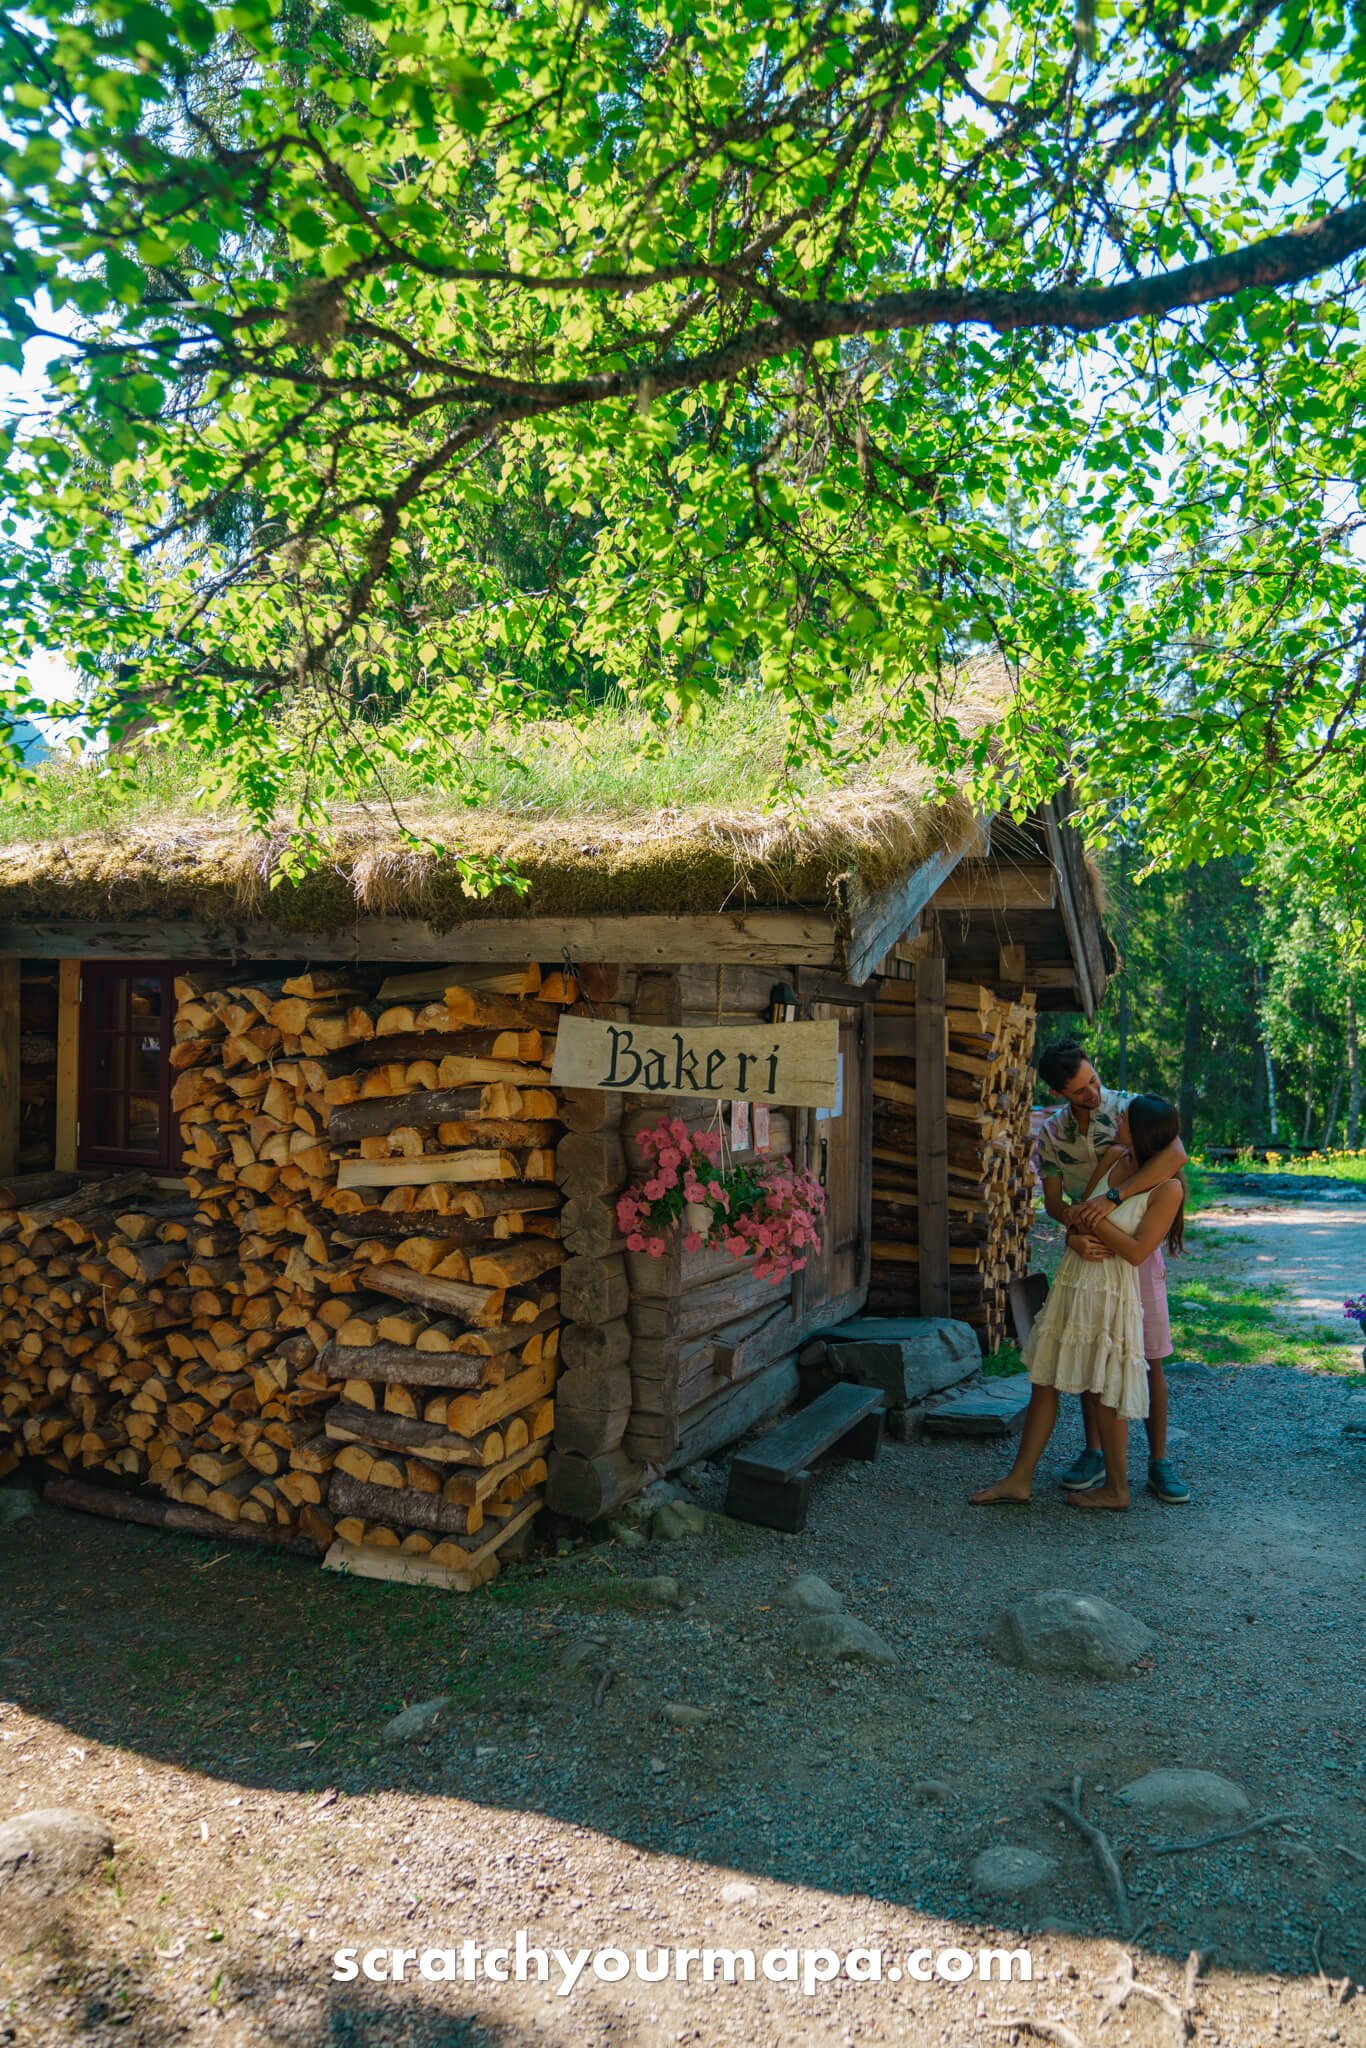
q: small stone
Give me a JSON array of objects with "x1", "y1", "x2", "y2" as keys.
[
  {"x1": 559, "y1": 1637, "x2": 609, "y2": 1671},
  {"x1": 661, "y1": 1703, "x2": 713, "y2": 1728},
  {"x1": 776, "y1": 1574, "x2": 843, "y2": 1614},
  {"x1": 648, "y1": 1757, "x2": 668, "y2": 1775},
  {"x1": 380, "y1": 1697, "x2": 452, "y2": 1744},
  {"x1": 720, "y1": 1880, "x2": 758, "y2": 1905},
  {"x1": 633, "y1": 1574, "x2": 694, "y2": 1608},
  {"x1": 1116, "y1": 1769, "x2": 1251, "y2": 1828},
  {"x1": 0, "y1": 1487, "x2": 39, "y2": 1528},
  {"x1": 794, "y1": 1614, "x2": 897, "y2": 1666},
  {"x1": 607, "y1": 1519, "x2": 647, "y2": 1548},
  {"x1": 909, "y1": 1779, "x2": 954, "y2": 1804},
  {"x1": 651, "y1": 1504, "x2": 689, "y2": 1542},
  {"x1": 0, "y1": 1808, "x2": 114, "y2": 1904},
  {"x1": 971, "y1": 1845, "x2": 1056, "y2": 1898},
  {"x1": 1342, "y1": 1396, "x2": 1366, "y2": 1438},
  {"x1": 990, "y1": 1589, "x2": 1156, "y2": 1680}
]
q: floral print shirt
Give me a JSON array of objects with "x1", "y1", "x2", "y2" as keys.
[{"x1": 1035, "y1": 1085, "x2": 1132, "y2": 1200}]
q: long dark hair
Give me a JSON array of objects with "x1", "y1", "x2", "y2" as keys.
[{"x1": 1126, "y1": 1095, "x2": 1185, "y2": 1254}]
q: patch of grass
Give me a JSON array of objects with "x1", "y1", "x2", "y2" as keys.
[
  {"x1": 1194, "y1": 1147, "x2": 1366, "y2": 1184},
  {"x1": 982, "y1": 1340, "x2": 1024, "y2": 1377},
  {"x1": 1170, "y1": 1240, "x2": 1365, "y2": 1379}
]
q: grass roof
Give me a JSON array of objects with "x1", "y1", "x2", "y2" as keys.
[{"x1": 0, "y1": 679, "x2": 1008, "y2": 934}]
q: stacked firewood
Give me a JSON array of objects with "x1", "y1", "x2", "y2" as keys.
[
  {"x1": 0, "y1": 1168, "x2": 337, "y2": 1542},
  {"x1": 303, "y1": 963, "x2": 571, "y2": 1578},
  {"x1": 869, "y1": 978, "x2": 1038, "y2": 1346}
]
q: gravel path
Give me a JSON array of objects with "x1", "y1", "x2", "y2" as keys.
[
  {"x1": 2, "y1": 1340, "x2": 1364, "y2": 2048},
  {"x1": 1194, "y1": 1199, "x2": 1366, "y2": 1327}
]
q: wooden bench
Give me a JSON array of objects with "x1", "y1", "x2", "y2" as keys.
[{"x1": 724, "y1": 1381, "x2": 886, "y2": 1533}]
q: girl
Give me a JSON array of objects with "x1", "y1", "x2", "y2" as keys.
[{"x1": 971, "y1": 1096, "x2": 1186, "y2": 1512}]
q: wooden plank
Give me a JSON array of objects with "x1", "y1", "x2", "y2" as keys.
[
  {"x1": 337, "y1": 1151, "x2": 521, "y2": 1190},
  {"x1": 0, "y1": 959, "x2": 18, "y2": 1179},
  {"x1": 840, "y1": 833, "x2": 977, "y2": 988},
  {"x1": 323, "y1": 1496, "x2": 541, "y2": 1587},
  {"x1": 551, "y1": 1015, "x2": 839, "y2": 1108},
  {"x1": 931, "y1": 864, "x2": 1056, "y2": 912},
  {"x1": 0, "y1": 909, "x2": 842, "y2": 966},
  {"x1": 915, "y1": 955, "x2": 951, "y2": 1318},
  {"x1": 54, "y1": 958, "x2": 81, "y2": 1172},
  {"x1": 1042, "y1": 797, "x2": 1101, "y2": 1019}
]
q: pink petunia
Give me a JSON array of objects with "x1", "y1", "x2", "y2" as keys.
[
  {"x1": 627, "y1": 1232, "x2": 645, "y2": 1252},
  {"x1": 647, "y1": 1235, "x2": 667, "y2": 1258},
  {"x1": 683, "y1": 1231, "x2": 703, "y2": 1253}
]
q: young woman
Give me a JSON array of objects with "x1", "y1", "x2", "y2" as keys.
[{"x1": 971, "y1": 1096, "x2": 1186, "y2": 1512}]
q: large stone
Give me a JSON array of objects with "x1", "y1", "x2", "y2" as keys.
[
  {"x1": 381, "y1": 1698, "x2": 453, "y2": 1744},
  {"x1": 794, "y1": 1614, "x2": 898, "y2": 1666},
  {"x1": 823, "y1": 1317, "x2": 980, "y2": 1405},
  {"x1": 923, "y1": 1374, "x2": 1032, "y2": 1437},
  {"x1": 990, "y1": 1590, "x2": 1156, "y2": 1680},
  {"x1": 776, "y1": 1574, "x2": 843, "y2": 1614},
  {"x1": 1116, "y1": 1770, "x2": 1251, "y2": 1829},
  {"x1": 971, "y1": 1846, "x2": 1056, "y2": 1898},
  {"x1": 0, "y1": 1809, "x2": 114, "y2": 1904}
]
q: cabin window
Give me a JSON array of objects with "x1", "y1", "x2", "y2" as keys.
[{"x1": 77, "y1": 962, "x2": 177, "y2": 1171}]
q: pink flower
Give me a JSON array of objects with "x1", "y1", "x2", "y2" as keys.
[
  {"x1": 644, "y1": 1178, "x2": 663, "y2": 1201},
  {"x1": 647, "y1": 1235, "x2": 667, "y2": 1258},
  {"x1": 627, "y1": 1232, "x2": 645, "y2": 1252},
  {"x1": 683, "y1": 1231, "x2": 703, "y2": 1253},
  {"x1": 659, "y1": 1146, "x2": 680, "y2": 1169}
]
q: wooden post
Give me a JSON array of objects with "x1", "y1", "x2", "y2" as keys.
[
  {"x1": 915, "y1": 954, "x2": 951, "y2": 1317},
  {"x1": 0, "y1": 959, "x2": 19, "y2": 1180},
  {"x1": 54, "y1": 957, "x2": 81, "y2": 1172}
]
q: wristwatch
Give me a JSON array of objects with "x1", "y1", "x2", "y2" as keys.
[{"x1": 1105, "y1": 1187, "x2": 1123, "y2": 1204}]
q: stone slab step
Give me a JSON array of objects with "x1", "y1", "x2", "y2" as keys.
[
  {"x1": 921, "y1": 1373, "x2": 1033, "y2": 1438},
  {"x1": 818, "y1": 1315, "x2": 981, "y2": 1405}
]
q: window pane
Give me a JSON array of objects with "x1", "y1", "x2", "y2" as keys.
[
  {"x1": 88, "y1": 1090, "x2": 128, "y2": 1151},
  {"x1": 130, "y1": 1032, "x2": 162, "y2": 1090},
  {"x1": 89, "y1": 973, "x2": 128, "y2": 1034},
  {"x1": 91, "y1": 1034, "x2": 130, "y2": 1091},
  {"x1": 127, "y1": 1094, "x2": 160, "y2": 1150}
]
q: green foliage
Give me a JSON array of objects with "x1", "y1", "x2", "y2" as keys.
[{"x1": 1, "y1": 0, "x2": 1364, "y2": 879}]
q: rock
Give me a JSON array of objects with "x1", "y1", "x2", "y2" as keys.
[
  {"x1": 971, "y1": 1846, "x2": 1056, "y2": 1898},
  {"x1": 651, "y1": 1504, "x2": 689, "y2": 1541},
  {"x1": 908, "y1": 1778, "x2": 954, "y2": 1804},
  {"x1": 990, "y1": 1590, "x2": 1156, "y2": 1679},
  {"x1": 1116, "y1": 1769, "x2": 1251, "y2": 1828},
  {"x1": 0, "y1": 1809, "x2": 114, "y2": 1904},
  {"x1": 380, "y1": 1697, "x2": 453, "y2": 1744},
  {"x1": 606, "y1": 1520, "x2": 646, "y2": 1548},
  {"x1": 822, "y1": 1316, "x2": 980, "y2": 1405},
  {"x1": 661, "y1": 1703, "x2": 713, "y2": 1728},
  {"x1": 1342, "y1": 1396, "x2": 1366, "y2": 1439},
  {"x1": 776, "y1": 1574, "x2": 843, "y2": 1614},
  {"x1": 720, "y1": 1880, "x2": 758, "y2": 1905},
  {"x1": 633, "y1": 1574, "x2": 694, "y2": 1609},
  {"x1": 794, "y1": 1614, "x2": 897, "y2": 1666},
  {"x1": 0, "y1": 1487, "x2": 38, "y2": 1528},
  {"x1": 559, "y1": 1637, "x2": 609, "y2": 1672},
  {"x1": 923, "y1": 1374, "x2": 1032, "y2": 1437}
]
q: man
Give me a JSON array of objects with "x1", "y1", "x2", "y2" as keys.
[{"x1": 1034, "y1": 1040, "x2": 1191, "y2": 1503}]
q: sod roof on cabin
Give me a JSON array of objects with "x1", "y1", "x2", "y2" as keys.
[{"x1": 0, "y1": 685, "x2": 1005, "y2": 934}]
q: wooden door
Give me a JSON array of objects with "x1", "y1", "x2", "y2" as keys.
[{"x1": 797, "y1": 1001, "x2": 871, "y2": 1318}]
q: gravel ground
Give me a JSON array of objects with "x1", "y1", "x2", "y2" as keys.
[{"x1": 2, "y1": 1337, "x2": 1364, "y2": 2048}]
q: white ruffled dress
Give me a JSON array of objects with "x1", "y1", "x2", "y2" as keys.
[{"x1": 1023, "y1": 1185, "x2": 1152, "y2": 1419}]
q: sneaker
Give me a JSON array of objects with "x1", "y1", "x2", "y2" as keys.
[
  {"x1": 1059, "y1": 1448, "x2": 1106, "y2": 1492},
  {"x1": 1148, "y1": 1458, "x2": 1191, "y2": 1504}
]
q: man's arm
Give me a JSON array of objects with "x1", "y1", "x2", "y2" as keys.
[
  {"x1": 1040, "y1": 1171, "x2": 1074, "y2": 1229},
  {"x1": 1073, "y1": 1137, "x2": 1187, "y2": 1228}
]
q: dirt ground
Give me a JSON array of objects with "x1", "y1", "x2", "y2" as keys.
[
  {"x1": 2, "y1": 1203, "x2": 1364, "y2": 2048},
  {"x1": 1196, "y1": 1197, "x2": 1366, "y2": 1328}
]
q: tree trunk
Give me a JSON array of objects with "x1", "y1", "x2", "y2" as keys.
[
  {"x1": 1178, "y1": 872, "x2": 1202, "y2": 1147},
  {"x1": 1349, "y1": 992, "x2": 1362, "y2": 1151},
  {"x1": 1253, "y1": 960, "x2": 1277, "y2": 1140},
  {"x1": 1320, "y1": 1062, "x2": 1346, "y2": 1151},
  {"x1": 1300, "y1": 1043, "x2": 1317, "y2": 1146}
]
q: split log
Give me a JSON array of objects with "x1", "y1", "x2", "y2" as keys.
[{"x1": 546, "y1": 1446, "x2": 643, "y2": 1521}]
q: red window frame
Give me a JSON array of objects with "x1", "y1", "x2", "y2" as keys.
[{"x1": 77, "y1": 960, "x2": 179, "y2": 1172}]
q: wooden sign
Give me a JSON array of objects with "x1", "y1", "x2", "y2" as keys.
[{"x1": 551, "y1": 1015, "x2": 840, "y2": 1108}]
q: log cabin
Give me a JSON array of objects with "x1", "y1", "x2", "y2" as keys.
[{"x1": 0, "y1": 738, "x2": 1108, "y2": 1581}]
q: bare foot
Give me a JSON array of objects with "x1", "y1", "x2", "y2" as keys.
[
  {"x1": 970, "y1": 1478, "x2": 1032, "y2": 1506},
  {"x1": 1067, "y1": 1486, "x2": 1129, "y2": 1512}
]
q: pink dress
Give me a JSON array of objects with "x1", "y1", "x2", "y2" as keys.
[{"x1": 1138, "y1": 1244, "x2": 1172, "y2": 1361}]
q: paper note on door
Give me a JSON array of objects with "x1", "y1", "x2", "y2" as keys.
[{"x1": 814, "y1": 1053, "x2": 844, "y2": 1123}]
